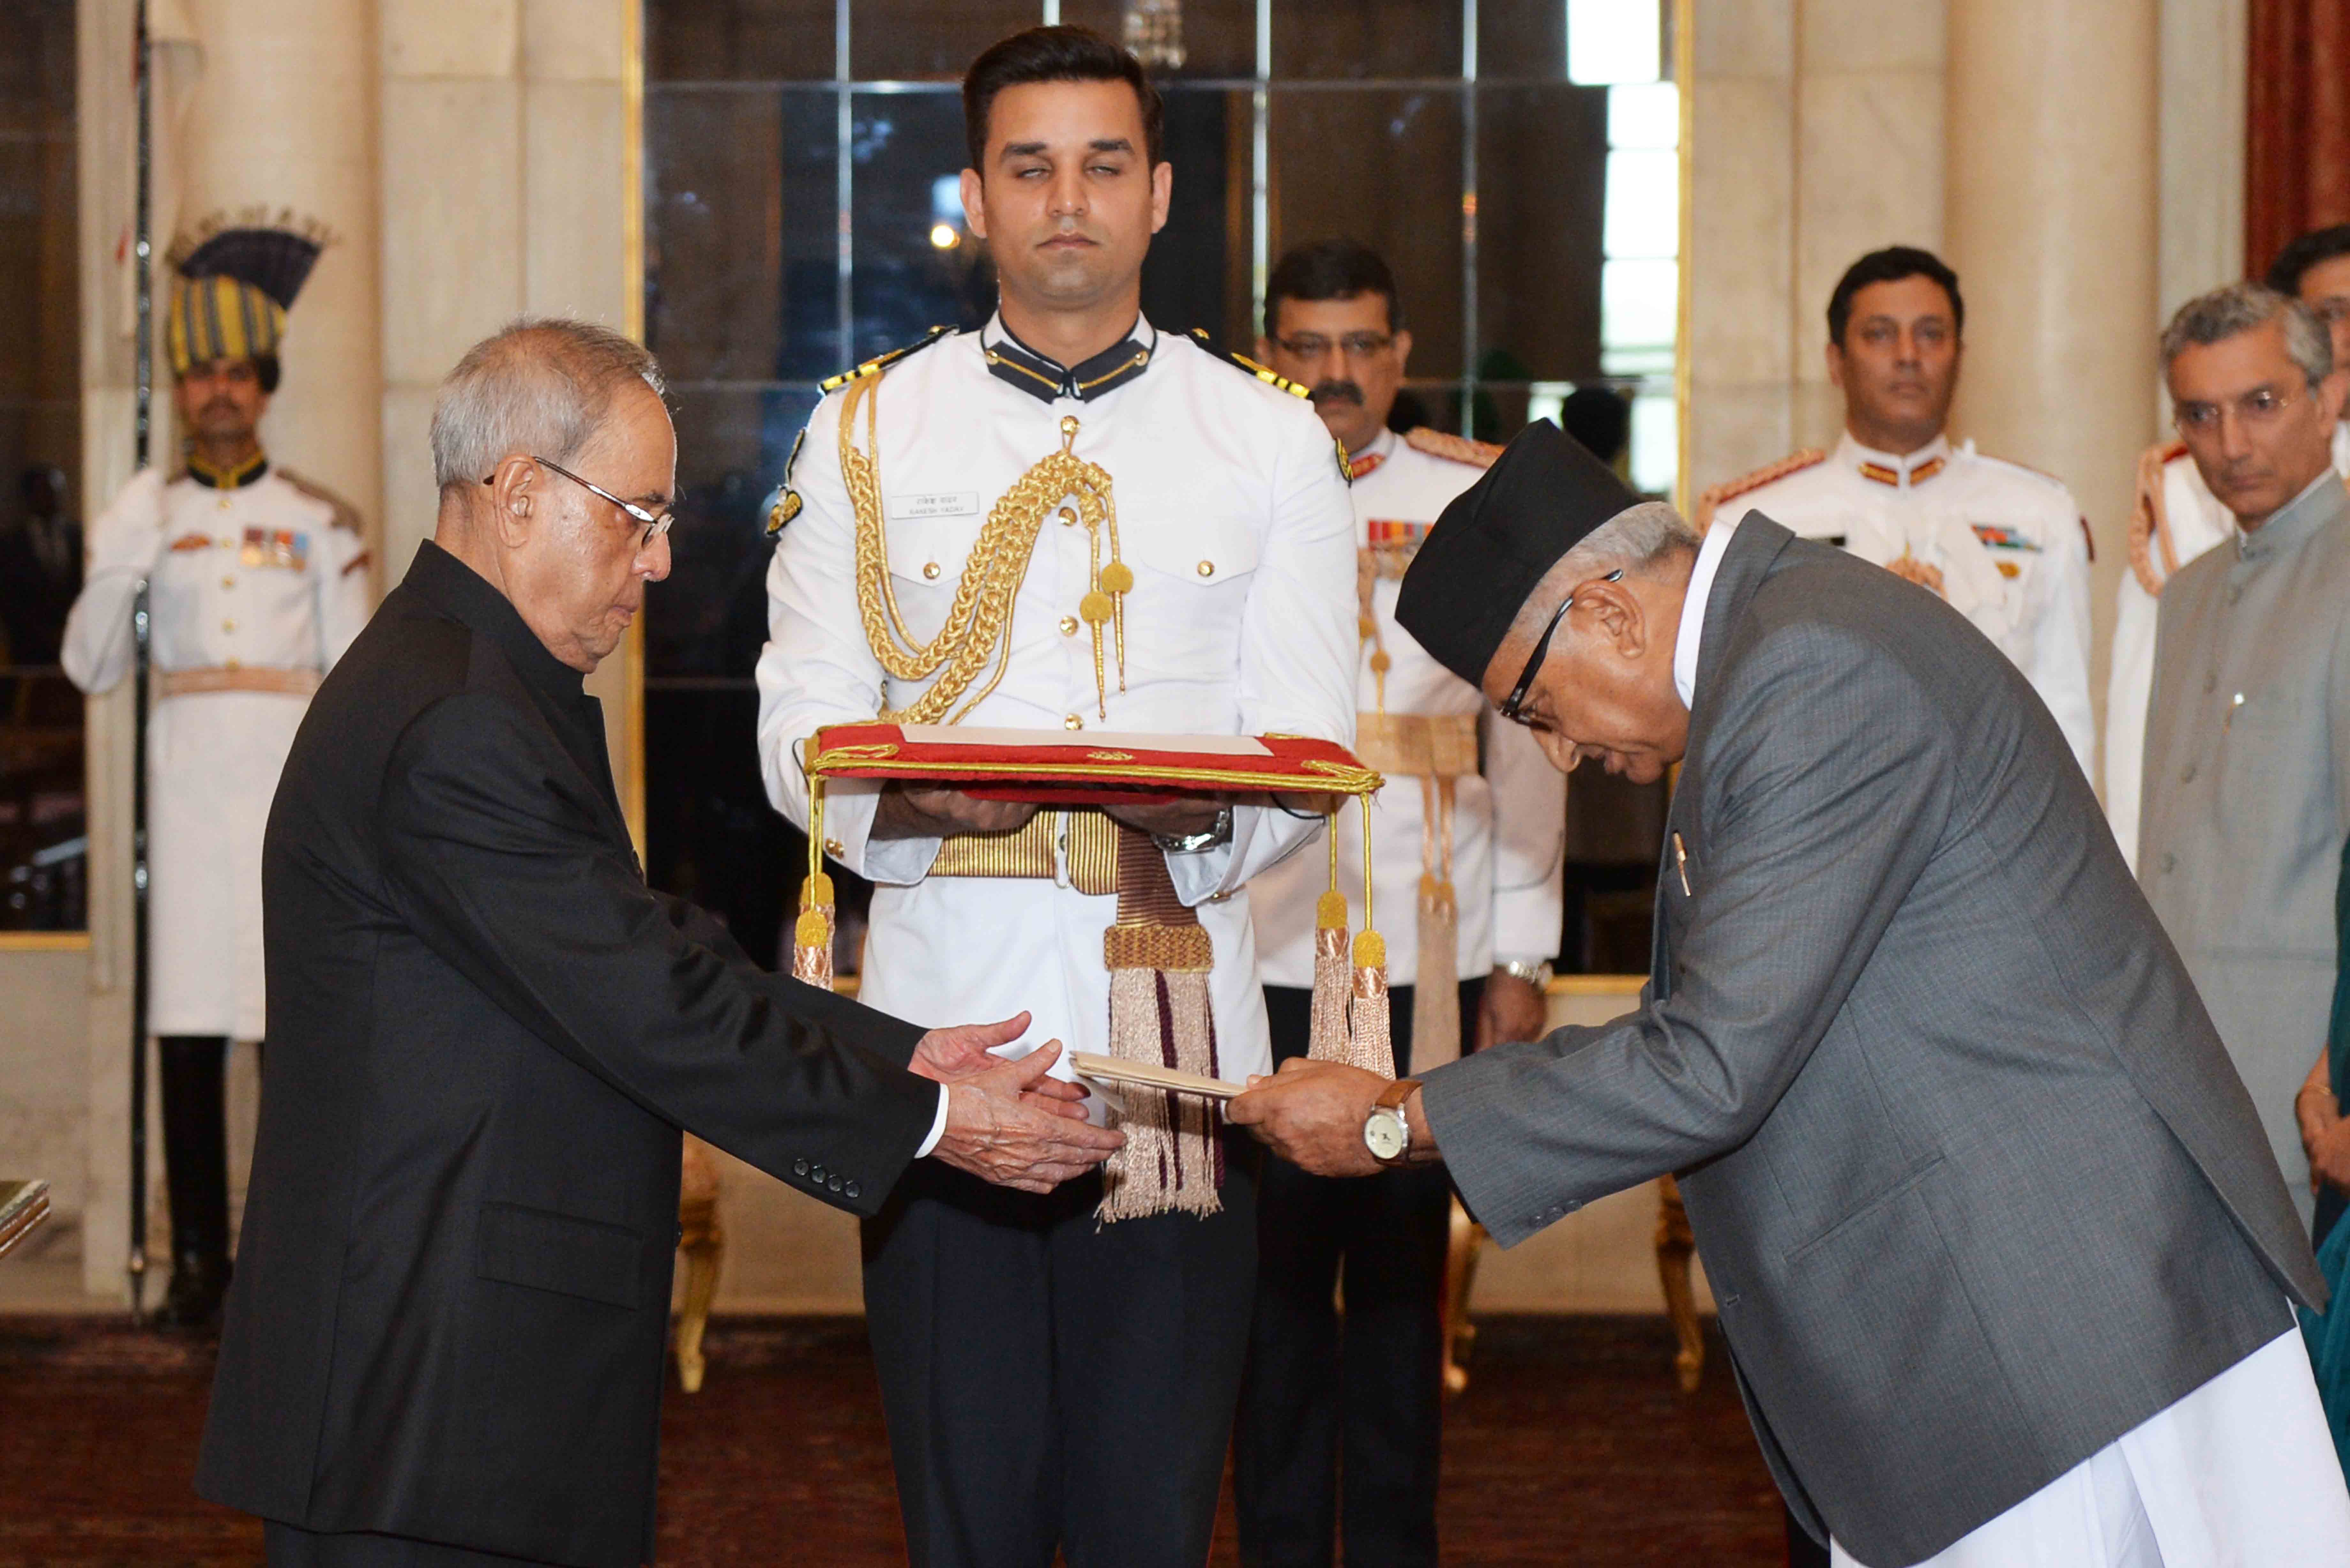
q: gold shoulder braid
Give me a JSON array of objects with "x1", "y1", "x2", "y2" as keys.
[{"x1": 842, "y1": 370, "x2": 1131, "y2": 723}]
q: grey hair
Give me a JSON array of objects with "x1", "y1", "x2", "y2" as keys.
[
  {"x1": 2160, "y1": 283, "x2": 2332, "y2": 385},
  {"x1": 429, "y1": 317, "x2": 668, "y2": 491},
  {"x1": 1552, "y1": 501, "x2": 1700, "y2": 585}
]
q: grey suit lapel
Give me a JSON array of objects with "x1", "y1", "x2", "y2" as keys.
[{"x1": 1650, "y1": 519, "x2": 1798, "y2": 993}]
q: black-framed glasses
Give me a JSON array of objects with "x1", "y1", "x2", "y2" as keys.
[
  {"x1": 486, "y1": 455, "x2": 675, "y2": 550},
  {"x1": 1271, "y1": 331, "x2": 1395, "y2": 360},
  {"x1": 1498, "y1": 569, "x2": 1623, "y2": 726}
]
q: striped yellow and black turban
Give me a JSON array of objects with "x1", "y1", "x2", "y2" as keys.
[{"x1": 163, "y1": 215, "x2": 329, "y2": 377}]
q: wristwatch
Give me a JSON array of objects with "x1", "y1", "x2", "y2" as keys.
[
  {"x1": 1497, "y1": 959, "x2": 1553, "y2": 989},
  {"x1": 1152, "y1": 805, "x2": 1234, "y2": 854},
  {"x1": 1363, "y1": 1077, "x2": 1423, "y2": 1166}
]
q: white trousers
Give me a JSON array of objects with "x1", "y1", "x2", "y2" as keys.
[{"x1": 1831, "y1": 1325, "x2": 2350, "y2": 1568}]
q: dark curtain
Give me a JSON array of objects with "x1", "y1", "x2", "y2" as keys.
[{"x1": 2246, "y1": 0, "x2": 2350, "y2": 275}]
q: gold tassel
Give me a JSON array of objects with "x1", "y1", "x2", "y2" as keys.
[
  {"x1": 792, "y1": 870, "x2": 835, "y2": 991},
  {"x1": 1097, "y1": 827, "x2": 1225, "y2": 1221},
  {"x1": 1411, "y1": 777, "x2": 1461, "y2": 1071},
  {"x1": 1346, "y1": 798, "x2": 1398, "y2": 1078},
  {"x1": 1308, "y1": 817, "x2": 1354, "y2": 1064}
]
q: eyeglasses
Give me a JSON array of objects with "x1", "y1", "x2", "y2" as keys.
[
  {"x1": 1271, "y1": 331, "x2": 1396, "y2": 360},
  {"x1": 2173, "y1": 384, "x2": 2307, "y2": 438},
  {"x1": 1498, "y1": 569, "x2": 1622, "y2": 726},
  {"x1": 485, "y1": 455, "x2": 675, "y2": 550}
]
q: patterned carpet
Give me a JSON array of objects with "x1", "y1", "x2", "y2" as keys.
[{"x1": 0, "y1": 1313, "x2": 1784, "y2": 1566}]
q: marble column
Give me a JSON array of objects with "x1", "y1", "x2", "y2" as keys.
[
  {"x1": 178, "y1": 0, "x2": 383, "y2": 566},
  {"x1": 1945, "y1": 0, "x2": 2160, "y2": 757}
]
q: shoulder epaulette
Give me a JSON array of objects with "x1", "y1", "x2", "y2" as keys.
[
  {"x1": 1187, "y1": 328, "x2": 1310, "y2": 398},
  {"x1": 275, "y1": 466, "x2": 362, "y2": 533},
  {"x1": 1403, "y1": 426, "x2": 1504, "y2": 469},
  {"x1": 819, "y1": 324, "x2": 954, "y2": 394},
  {"x1": 1969, "y1": 448, "x2": 2071, "y2": 494},
  {"x1": 1694, "y1": 449, "x2": 1825, "y2": 530},
  {"x1": 2155, "y1": 438, "x2": 2189, "y2": 465}
]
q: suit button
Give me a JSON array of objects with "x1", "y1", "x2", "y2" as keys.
[
  {"x1": 828, "y1": 1174, "x2": 844, "y2": 1193},
  {"x1": 845, "y1": 1180, "x2": 861, "y2": 1199},
  {"x1": 2203, "y1": 671, "x2": 2217, "y2": 693},
  {"x1": 1196, "y1": 560, "x2": 1214, "y2": 577},
  {"x1": 2180, "y1": 762, "x2": 2197, "y2": 783},
  {"x1": 222, "y1": 576, "x2": 236, "y2": 589},
  {"x1": 2161, "y1": 853, "x2": 2177, "y2": 873},
  {"x1": 825, "y1": 839, "x2": 845, "y2": 857},
  {"x1": 2227, "y1": 584, "x2": 2242, "y2": 604},
  {"x1": 1059, "y1": 615, "x2": 1079, "y2": 636},
  {"x1": 1064, "y1": 714, "x2": 1084, "y2": 730},
  {"x1": 793, "y1": 1158, "x2": 809, "y2": 1176},
  {"x1": 810, "y1": 1164, "x2": 826, "y2": 1183},
  {"x1": 222, "y1": 619, "x2": 236, "y2": 633}
]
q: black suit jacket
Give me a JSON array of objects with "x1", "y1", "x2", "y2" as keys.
[{"x1": 197, "y1": 542, "x2": 938, "y2": 1566}]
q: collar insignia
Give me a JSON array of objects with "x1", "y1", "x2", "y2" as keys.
[{"x1": 984, "y1": 323, "x2": 1155, "y2": 404}]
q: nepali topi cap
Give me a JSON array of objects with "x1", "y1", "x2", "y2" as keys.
[
  {"x1": 163, "y1": 211, "x2": 330, "y2": 376},
  {"x1": 1395, "y1": 418, "x2": 1645, "y2": 686}
]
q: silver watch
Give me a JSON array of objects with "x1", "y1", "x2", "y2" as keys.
[
  {"x1": 1152, "y1": 805, "x2": 1234, "y2": 854},
  {"x1": 1497, "y1": 959, "x2": 1554, "y2": 989},
  {"x1": 1363, "y1": 1078, "x2": 1422, "y2": 1165}
]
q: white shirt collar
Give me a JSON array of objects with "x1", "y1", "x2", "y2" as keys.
[{"x1": 1673, "y1": 516, "x2": 1739, "y2": 710}]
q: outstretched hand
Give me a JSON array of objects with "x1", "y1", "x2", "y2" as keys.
[
  {"x1": 928, "y1": 1040, "x2": 1126, "y2": 1194},
  {"x1": 1227, "y1": 1059, "x2": 1402, "y2": 1178}
]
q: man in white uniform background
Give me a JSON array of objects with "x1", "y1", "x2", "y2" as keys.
[
  {"x1": 1238, "y1": 238, "x2": 1563, "y2": 1568},
  {"x1": 2106, "y1": 222, "x2": 2350, "y2": 867},
  {"x1": 62, "y1": 220, "x2": 372, "y2": 1329},
  {"x1": 1699, "y1": 246, "x2": 2096, "y2": 779},
  {"x1": 757, "y1": 29, "x2": 1355, "y2": 1566}
]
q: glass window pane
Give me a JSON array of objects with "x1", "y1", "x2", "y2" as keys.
[
  {"x1": 1061, "y1": 0, "x2": 1259, "y2": 80},
  {"x1": 652, "y1": 386, "x2": 818, "y2": 680},
  {"x1": 1475, "y1": 83, "x2": 1608, "y2": 382},
  {"x1": 647, "y1": 87, "x2": 844, "y2": 381},
  {"x1": 1602, "y1": 147, "x2": 1678, "y2": 259},
  {"x1": 1628, "y1": 386, "x2": 1676, "y2": 496},
  {"x1": 1477, "y1": 0, "x2": 1565, "y2": 84},
  {"x1": 647, "y1": 0, "x2": 838, "y2": 83},
  {"x1": 850, "y1": 91, "x2": 997, "y2": 360},
  {"x1": 1607, "y1": 81, "x2": 1678, "y2": 149},
  {"x1": 1270, "y1": 88, "x2": 1465, "y2": 378},
  {"x1": 1599, "y1": 257, "x2": 1677, "y2": 375},
  {"x1": 1566, "y1": 0, "x2": 1660, "y2": 86},
  {"x1": 1141, "y1": 86, "x2": 1255, "y2": 344},
  {"x1": 1271, "y1": 0, "x2": 1461, "y2": 80},
  {"x1": 850, "y1": 0, "x2": 1051, "y2": 80}
]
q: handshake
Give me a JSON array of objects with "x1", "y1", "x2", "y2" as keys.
[{"x1": 907, "y1": 1012, "x2": 1126, "y2": 1193}]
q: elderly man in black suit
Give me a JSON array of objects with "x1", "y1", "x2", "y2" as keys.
[{"x1": 195, "y1": 318, "x2": 1122, "y2": 1567}]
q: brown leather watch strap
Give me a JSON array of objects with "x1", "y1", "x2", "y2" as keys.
[{"x1": 1376, "y1": 1077, "x2": 1422, "y2": 1111}]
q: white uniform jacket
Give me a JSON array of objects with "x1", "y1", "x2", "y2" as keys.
[
  {"x1": 1712, "y1": 433, "x2": 2096, "y2": 776},
  {"x1": 1255, "y1": 427, "x2": 1564, "y2": 987},
  {"x1": 2105, "y1": 422, "x2": 2350, "y2": 869},
  {"x1": 62, "y1": 463, "x2": 373, "y2": 1038},
  {"x1": 757, "y1": 319, "x2": 1358, "y2": 1092}
]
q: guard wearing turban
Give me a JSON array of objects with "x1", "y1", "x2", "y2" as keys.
[{"x1": 61, "y1": 215, "x2": 373, "y2": 1329}]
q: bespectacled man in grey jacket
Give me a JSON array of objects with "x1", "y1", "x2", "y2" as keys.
[{"x1": 1231, "y1": 418, "x2": 2349, "y2": 1568}]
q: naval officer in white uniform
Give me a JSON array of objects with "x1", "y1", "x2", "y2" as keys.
[
  {"x1": 2107, "y1": 223, "x2": 2350, "y2": 868},
  {"x1": 1236, "y1": 239, "x2": 1564, "y2": 1568},
  {"x1": 1699, "y1": 246, "x2": 2095, "y2": 780},
  {"x1": 62, "y1": 220, "x2": 371, "y2": 1328},
  {"x1": 756, "y1": 28, "x2": 1354, "y2": 1567}
]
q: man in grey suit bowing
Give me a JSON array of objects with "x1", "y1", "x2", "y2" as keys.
[{"x1": 1230, "y1": 421, "x2": 2350, "y2": 1568}]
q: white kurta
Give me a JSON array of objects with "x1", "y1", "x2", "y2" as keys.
[
  {"x1": 757, "y1": 319, "x2": 1358, "y2": 1102},
  {"x1": 61, "y1": 464, "x2": 372, "y2": 1039},
  {"x1": 2104, "y1": 421, "x2": 2350, "y2": 869},
  {"x1": 1722, "y1": 433, "x2": 2097, "y2": 778},
  {"x1": 1254, "y1": 427, "x2": 1564, "y2": 987}
]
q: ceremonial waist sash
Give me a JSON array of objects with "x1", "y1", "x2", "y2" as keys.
[
  {"x1": 928, "y1": 808, "x2": 1121, "y2": 896},
  {"x1": 157, "y1": 665, "x2": 321, "y2": 700},
  {"x1": 1353, "y1": 711, "x2": 1478, "y2": 780}
]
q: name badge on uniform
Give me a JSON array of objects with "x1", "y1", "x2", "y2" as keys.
[{"x1": 889, "y1": 492, "x2": 979, "y2": 520}]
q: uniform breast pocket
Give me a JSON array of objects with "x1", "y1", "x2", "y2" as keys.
[
  {"x1": 880, "y1": 515, "x2": 984, "y2": 638},
  {"x1": 1120, "y1": 515, "x2": 1263, "y2": 679}
]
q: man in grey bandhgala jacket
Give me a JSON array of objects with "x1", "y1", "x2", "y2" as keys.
[{"x1": 1230, "y1": 420, "x2": 2347, "y2": 1567}]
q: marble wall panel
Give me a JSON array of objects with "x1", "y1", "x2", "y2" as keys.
[
  {"x1": 1793, "y1": 68, "x2": 1944, "y2": 386},
  {"x1": 525, "y1": 0, "x2": 628, "y2": 82},
  {"x1": 383, "y1": 0, "x2": 520, "y2": 79},
  {"x1": 524, "y1": 80, "x2": 628, "y2": 324},
  {"x1": 1800, "y1": 0, "x2": 1945, "y2": 72},
  {"x1": 381, "y1": 78, "x2": 525, "y2": 387}
]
